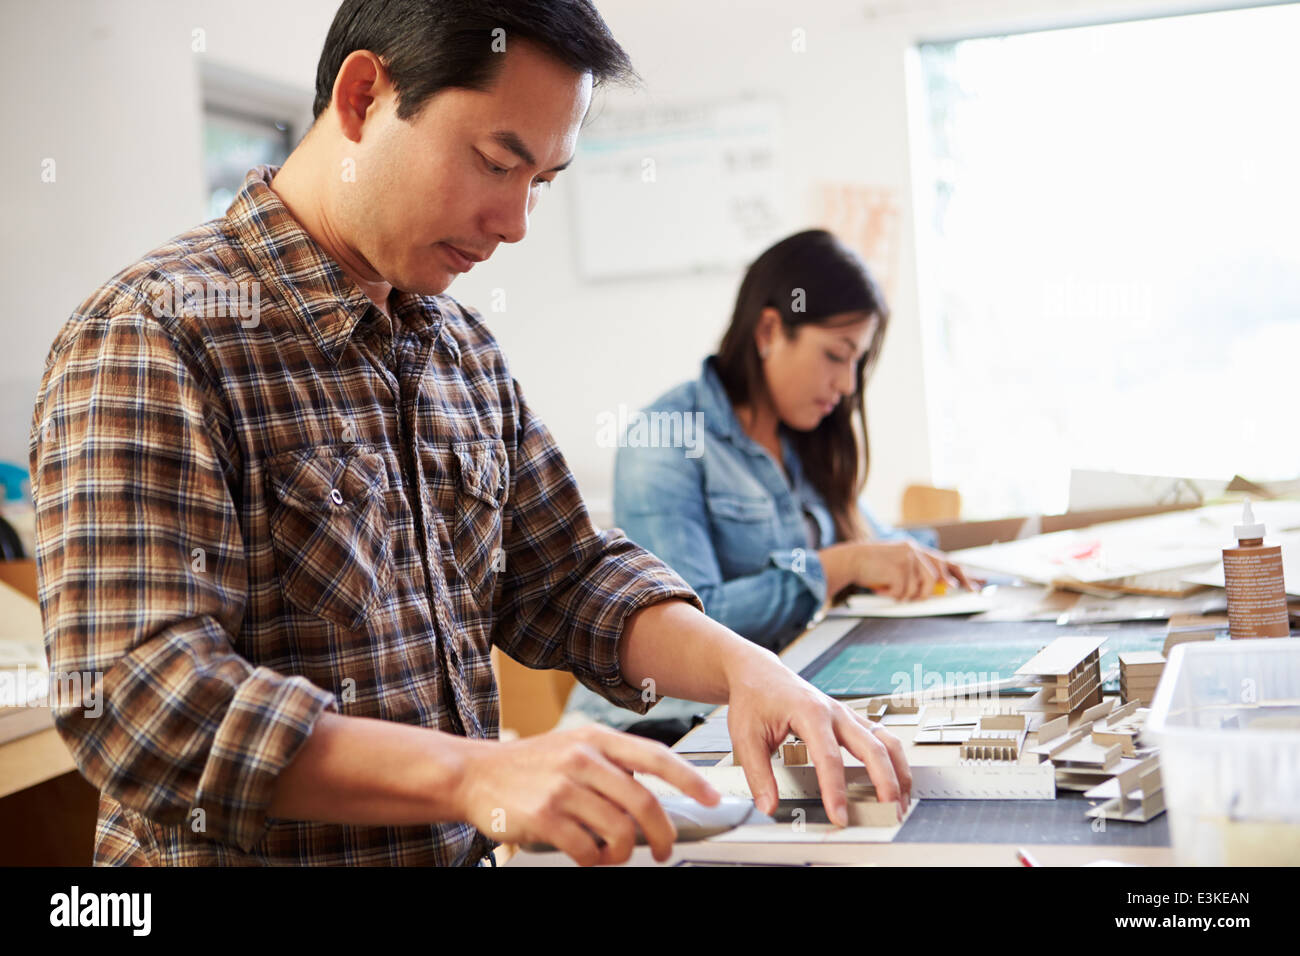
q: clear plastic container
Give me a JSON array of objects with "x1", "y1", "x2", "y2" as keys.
[{"x1": 1146, "y1": 637, "x2": 1300, "y2": 865}]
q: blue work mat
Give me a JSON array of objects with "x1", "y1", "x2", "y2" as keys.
[{"x1": 802, "y1": 618, "x2": 1170, "y2": 698}]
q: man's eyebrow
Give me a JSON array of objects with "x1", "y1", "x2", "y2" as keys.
[{"x1": 490, "y1": 130, "x2": 574, "y2": 173}]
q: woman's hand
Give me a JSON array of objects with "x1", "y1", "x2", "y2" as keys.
[
  {"x1": 855, "y1": 540, "x2": 976, "y2": 601},
  {"x1": 820, "y1": 540, "x2": 979, "y2": 602},
  {"x1": 853, "y1": 540, "x2": 977, "y2": 600}
]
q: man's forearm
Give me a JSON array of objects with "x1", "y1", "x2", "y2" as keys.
[
  {"x1": 269, "y1": 601, "x2": 772, "y2": 826},
  {"x1": 617, "y1": 598, "x2": 780, "y2": 705},
  {"x1": 266, "y1": 712, "x2": 480, "y2": 825}
]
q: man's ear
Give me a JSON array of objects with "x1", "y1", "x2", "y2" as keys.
[
  {"x1": 330, "y1": 50, "x2": 390, "y2": 144},
  {"x1": 754, "y1": 306, "x2": 783, "y2": 355}
]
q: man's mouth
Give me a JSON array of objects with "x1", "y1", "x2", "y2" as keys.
[{"x1": 439, "y1": 243, "x2": 488, "y2": 272}]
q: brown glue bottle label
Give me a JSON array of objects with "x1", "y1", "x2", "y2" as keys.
[{"x1": 1222, "y1": 545, "x2": 1290, "y2": 638}]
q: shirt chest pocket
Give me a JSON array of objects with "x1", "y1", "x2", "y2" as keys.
[
  {"x1": 265, "y1": 447, "x2": 393, "y2": 631},
  {"x1": 706, "y1": 492, "x2": 779, "y2": 575},
  {"x1": 435, "y1": 438, "x2": 508, "y2": 600}
]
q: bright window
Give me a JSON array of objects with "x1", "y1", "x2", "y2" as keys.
[
  {"x1": 199, "y1": 63, "x2": 311, "y2": 220},
  {"x1": 915, "y1": 4, "x2": 1300, "y2": 518},
  {"x1": 203, "y1": 107, "x2": 292, "y2": 220}
]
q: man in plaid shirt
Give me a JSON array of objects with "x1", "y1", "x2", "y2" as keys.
[{"x1": 29, "y1": 0, "x2": 910, "y2": 866}]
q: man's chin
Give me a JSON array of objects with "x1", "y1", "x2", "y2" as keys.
[{"x1": 392, "y1": 269, "x2": 457, "y2": 298}]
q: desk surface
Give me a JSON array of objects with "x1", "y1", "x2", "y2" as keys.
[
  {"x1": 0, "y1": 727, "x2": 77, "y2": 799},
  {"x1": 594, "y1": 612, "x2": 1178, "y2": 867}
]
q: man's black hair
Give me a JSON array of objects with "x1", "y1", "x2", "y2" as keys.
[{"x1": 312, "y1": 0, "x2": 637, "y2": 120}]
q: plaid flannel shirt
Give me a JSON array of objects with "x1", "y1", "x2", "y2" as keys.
[{"x1": 28, "y1": 165, "x2": 701, "y2": 866}]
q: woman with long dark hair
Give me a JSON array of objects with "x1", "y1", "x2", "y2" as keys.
[{"x1": 566, "y1": 229, "x2": 972, "y2": 736}]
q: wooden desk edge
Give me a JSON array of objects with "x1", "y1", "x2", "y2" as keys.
[{"x1": 0, "y1": 727, "x2": 78, "y2": 799}]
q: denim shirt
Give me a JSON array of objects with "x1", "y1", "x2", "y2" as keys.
[
  {"x1": 608, "y1": 355, "x2": 934, "y2": 655},
  {"x1": 566, "y1": 357, "x2": 935, "y2": 727},
  {"x1": 614, "y1": 359, "x2": 830, "y2": 653},
  {"x1": 565, "y1": 357, "x2": 932, "y2": 729}
]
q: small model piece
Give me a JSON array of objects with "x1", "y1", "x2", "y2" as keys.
[
  {"x1": 780, "y1": 739, "x2": 809, "y2": 766},
  {"x1": 959, "y1": 714, "x2": 1028, "y2": 761},
  {"x1": 1118, "y1": 651, "x2": 1165, "y2": 705},
  {"x1": 1085, "y1": 754, "x2": 1165, "y2": 822},
  {"x1": 1015, "y1": 636, "x2": 1106, "y2": 716}
]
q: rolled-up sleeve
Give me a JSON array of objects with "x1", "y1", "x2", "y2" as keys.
[
  {"x1": 490, "y1": 379, "x2": 702, "y2": 713},
  {"x1": 29, "y1": 314, "x2": 337, "y2": 853},
  {"x1": 614, "y1": 441, "x2": 824, "y2": 653}
]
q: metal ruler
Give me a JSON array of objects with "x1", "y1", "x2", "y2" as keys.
[
  {"x1": 910, "y1": 763, "x2": 1056, "y2": 799},
  {"x1": 640, "y1": 761, "x2": 1056, "y2": 801}
]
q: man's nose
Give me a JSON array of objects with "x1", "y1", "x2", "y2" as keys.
[{"x1": 488, "y1": 184, "x2": 532, "y2": 245}]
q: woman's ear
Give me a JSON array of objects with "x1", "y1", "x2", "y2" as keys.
[{"x1": 754, "y1": 307, "x2": 783, "y2": 359}]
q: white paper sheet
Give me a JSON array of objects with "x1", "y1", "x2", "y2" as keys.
[{"x1": 837, "y1": 588, "x2": 998, "y2": 618}]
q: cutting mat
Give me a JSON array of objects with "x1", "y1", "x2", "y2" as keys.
[{"x1": 802, "y1": 618, "x2": 1169, "y2": 698}]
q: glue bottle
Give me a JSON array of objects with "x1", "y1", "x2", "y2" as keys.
[{"x1": 1222, "y1": 499, "x2": 1290, "y2": 639}]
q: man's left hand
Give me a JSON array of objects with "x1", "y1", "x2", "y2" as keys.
[{"x1": 723, "y1": 648, "x2": 912, "y2": 826}]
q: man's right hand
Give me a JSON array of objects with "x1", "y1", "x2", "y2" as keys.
[{"x1": 452, "y1": 725, "x2": 721, "y2": 866}]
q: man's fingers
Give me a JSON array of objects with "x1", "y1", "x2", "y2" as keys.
[
  {"x1": 539, "y1": 813, "x2": 605, "y2": 868},
  {"x1": 574, "y1": 754, "x2": 678, "y2": 862},
  {"x1": 590, "y1": 729, "x2": 721, "y2": 807},
  {"x1": 730, "y1": 728, "x2": 779, "y2": 816},
  {"x1": 791, "y1": 713, "x2": 849, "y2": 827},
  {"x1": 834, "y1": 710, "x2": 903, "y2": 819},
  {"x1": 855, "y1": 714, "x2": 912, "y2": 809},
  {"x1": 557, "y1": 784, "x2": 642, "y2": 865}
]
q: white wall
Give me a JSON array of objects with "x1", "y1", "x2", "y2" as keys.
[
  {"x1": 1, "y1": 0, "x2": 334, "y2": 472},
  {"x1": 2, "y1": 0, "x2": 1259, "y2": 524}
]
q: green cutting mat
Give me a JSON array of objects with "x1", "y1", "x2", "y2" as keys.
[{"x1": 804, "y1": 619, "x2": 1174, "y2": 698}]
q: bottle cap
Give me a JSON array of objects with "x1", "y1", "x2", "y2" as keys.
[{"x1": 1234, "y1": 499, "x2": 1266, "y2": 540}]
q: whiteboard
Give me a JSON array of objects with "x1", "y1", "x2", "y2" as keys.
[{"x1": 570, "y1": 99, "x2": 786, "y2": 280}]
